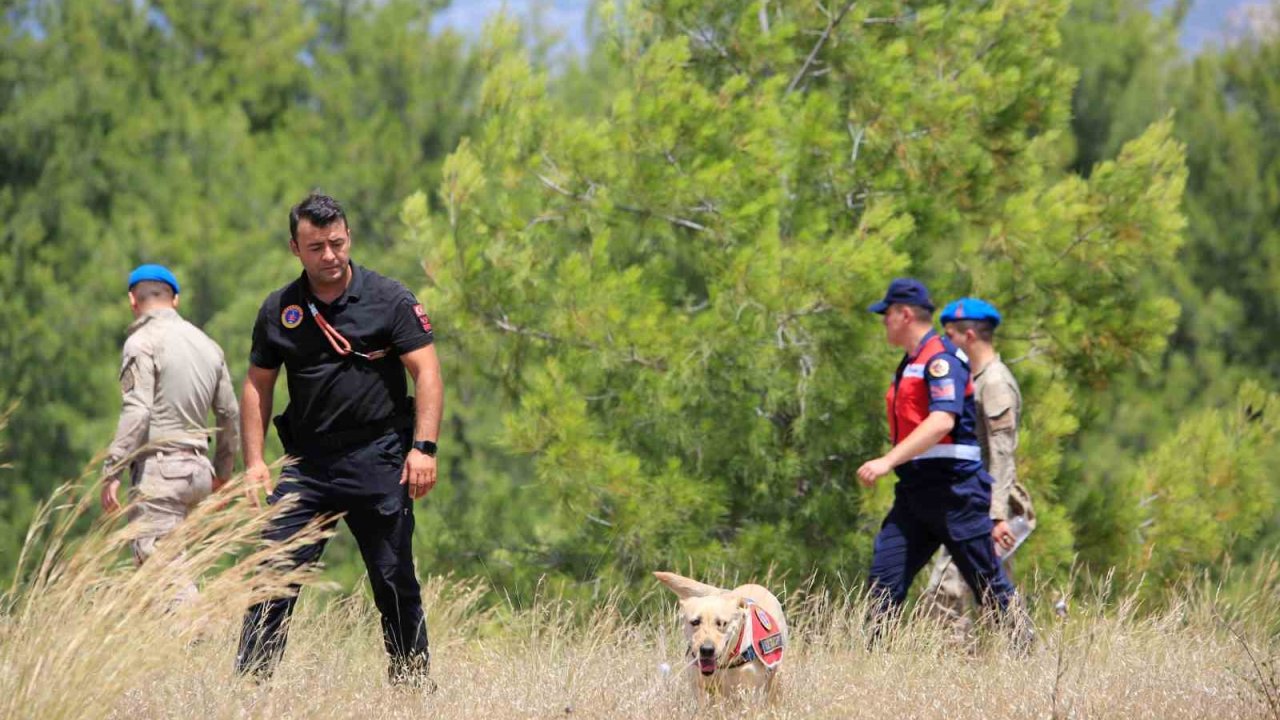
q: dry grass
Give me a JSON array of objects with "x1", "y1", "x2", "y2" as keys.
[{"x1": 2, "y1": 480, "x2": 1277, "y2": 720}]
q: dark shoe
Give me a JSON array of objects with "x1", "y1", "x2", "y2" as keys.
[{"x1": 389, "y1": 654, "x2": 436, "y2": 693}]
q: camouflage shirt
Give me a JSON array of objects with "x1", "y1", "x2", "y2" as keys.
[
  {"x1": 104, "y1": 308, "x2": 239, "y2": 481},
  {"x1": 973, "y1": 356, "x2": 1022, "y2": 521}
]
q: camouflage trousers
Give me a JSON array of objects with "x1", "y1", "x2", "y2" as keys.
[
  {"x1": 922, "y1": 482, "x2": 1036, "y2": 636},
  {"x1": 127, "y1": 449, "x2": 215, "y2": 606}
]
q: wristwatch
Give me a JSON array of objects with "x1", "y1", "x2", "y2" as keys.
[{"x1": 412, "y1": 439, "x2": 438, "y2": 457}]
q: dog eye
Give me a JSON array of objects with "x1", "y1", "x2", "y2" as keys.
[
  {"x1": 689, "y1": 618, "x2": 701, "y2": 627},
  {"x1": 716, "y1": 618, "x2": 726, "y2": 629}
]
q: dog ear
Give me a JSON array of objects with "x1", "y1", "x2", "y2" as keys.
[{"x1": 653, "y1": 571, "x2": 724, "y2": 599}]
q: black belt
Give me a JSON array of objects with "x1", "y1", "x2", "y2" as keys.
[{"x1": 275, "y1": 412, "x2": 413, "y2": 458}]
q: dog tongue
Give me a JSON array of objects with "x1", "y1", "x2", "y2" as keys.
[{"x1": 698, "y1": 657, "x2": 716, "y2": 675}]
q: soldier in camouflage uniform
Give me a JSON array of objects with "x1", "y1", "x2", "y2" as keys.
[
  {"x1": 923, "y1": 298, "x2": 1035, "y2": 633},
  {"x1": 101, "y1": 264, "x2": 239, "y2": 605}
]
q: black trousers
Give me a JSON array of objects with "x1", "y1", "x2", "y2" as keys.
[{"x1": 235, "y1": 429, "x2": 428, "y2": 679}]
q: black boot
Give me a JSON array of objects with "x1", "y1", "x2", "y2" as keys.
[{"x1": 388, "y1": 652, "x2": 436, "y2": 693}]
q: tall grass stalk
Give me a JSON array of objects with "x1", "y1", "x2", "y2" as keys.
[{"x1": 0, "y1": 446, "x2": 1274, "y2": 718}]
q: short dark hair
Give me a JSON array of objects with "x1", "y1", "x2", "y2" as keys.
[
  {"x1": 948, "y1": 319, "x2": 996, "y2": 342},
  {"x1": 906, "y1": 304, "x2": 933, "y2": 322},
  {"x1": 289, "y1": 193, "x2": 347, "y2": 241},
  {"x1": 131, "y1": 280, "x2": 174, "y2": 303},
  {"x1": 887, "y1": 303, "x2": 933, "y2": 322}
]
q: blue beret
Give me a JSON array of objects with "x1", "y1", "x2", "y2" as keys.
[
  {"x1": 868, "y1": 277, "x2": 935, "y2": 314},
  {"x1": 127, "y1": 264, "x2": 180, "y2": 294},
  {"x1": 940, "y1": 297, "x2": 1001, "y2": 327}
]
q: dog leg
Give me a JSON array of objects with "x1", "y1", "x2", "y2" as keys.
[{"x1": 765, "y1": 669, "x2": 781, "y2": 705}]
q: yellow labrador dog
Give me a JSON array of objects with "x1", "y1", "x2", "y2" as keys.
[{"x1": 654, "y1": 571, "x2": 787, "y2": 704}]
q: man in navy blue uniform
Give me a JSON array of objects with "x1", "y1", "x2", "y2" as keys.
[
  {"x1": 857, "y1": 278, "x2": 1018, "y2": 627},
  {"x1": 235, "y1": 194, "x2": 444, "y2": 688}
]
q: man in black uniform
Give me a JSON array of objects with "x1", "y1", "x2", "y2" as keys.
[{"x1": 235, "y1": 193, "x2": 443, "y2": 688}]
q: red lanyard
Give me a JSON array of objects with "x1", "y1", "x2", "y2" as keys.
[{"x1": 305, "y1": 299, "x2": 388, "y2": 361}]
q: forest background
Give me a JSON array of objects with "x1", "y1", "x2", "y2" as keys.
[{"x1": 3, "y1": 0, "x2": 1280, "y2": 612}]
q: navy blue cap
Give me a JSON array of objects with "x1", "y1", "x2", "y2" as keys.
[
  {"x1": 940, "y1": 297, "x2": 1002, "y2": 328},
  {"x1": 868, "y1": 277, "x2": 934, "y2": 314},
  {"x1": 127, "y1": 264, "x2": 180, "y2": 295}
]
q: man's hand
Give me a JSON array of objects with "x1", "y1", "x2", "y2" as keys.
[
  {"x1": 100, "y1": 478, "x2": 122, "y2": 514},
  {"x1": 244, "y1": 463, "x2": 273, "y2": 507},
  {"x1": 857, "y1": 456, "x2": 894, "y2": 487},
  {"x1": 992, "y1": 520, "x2": 1016, "y2": 552},
  {"x1": 401, "y1": 449, "x2": 437, "y2": 500}
]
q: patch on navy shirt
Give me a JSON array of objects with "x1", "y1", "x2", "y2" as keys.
[
  {"x1": 930, "y1": 378, "x2": 956, "y2": 401},
  {"x1": 928, "y1": 357, "x2": 950, "y2": 378},
  {"x1": 413, "y1": 304, "x2": 432, "y2": 333}
]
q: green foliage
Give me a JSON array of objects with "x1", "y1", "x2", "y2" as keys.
[
  {"x1": 1054, "y1": 1, "x2": 1280, "y2": 591},
  {"x1": 3, "y1": 0, "x2": 1280, "y2": 610},
  {"x1": 1177, "y1": 36, "x2": 1280, "y2": 374},
  {"x1": 0, "y1": 0, "x2": 480, "y2": 579},
  {"x1": 1135, "y1": 381, "x2": 1280, "y2": 589},
  {"x1": 398, "y1": 0, "x2": 1191, "y2": 598},
  {"x1": 1058, "y1": 0, "x2": 1185, "y2": 175}
]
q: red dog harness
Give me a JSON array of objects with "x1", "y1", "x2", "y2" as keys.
[{"x1": 726, "y1": 600, "x2": 784, "y2": 671}]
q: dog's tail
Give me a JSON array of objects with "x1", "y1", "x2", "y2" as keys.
[{"x1": 653, "y1": 571, "x2": 725, "y2": 599}]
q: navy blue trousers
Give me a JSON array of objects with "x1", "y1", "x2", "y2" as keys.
[
  {"x1": 236, "y1": 430, "x2": 428, "y2": 679},
  {"x1": 868, "y1": 475, "x2": 1016, "y2": 616}
]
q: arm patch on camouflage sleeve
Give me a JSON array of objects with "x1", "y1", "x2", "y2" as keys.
[
  {"x1": 120, "y1": 358, "x2": 137, "y2": 395},
  {"x1": 988, "y1": 406, "x2": 1016, "y2": 433}
]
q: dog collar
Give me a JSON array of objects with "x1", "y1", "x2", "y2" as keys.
[{"x1": 725, "y1": 612, "x2": 752, "y2": 669}]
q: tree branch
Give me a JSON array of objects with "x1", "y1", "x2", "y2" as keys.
[
  {"x1": 493, "y1": 315, "x2": 566, "y2": 344},
  {"x1": 535, "y1": 172, "x2": 576, "y2": 198},
  {"x1": 847, "y1": 122, "x2": 865, "y2": 164},
  {"x1": 786, "y1": 1, "x2": 858, "y2": 95},
  {"x1": 617, "y1": 203, "x2": 709, "y2": 232},
  {"x1": 863, "y1": 15, "x2": 911, "y2": 26},
  {"x1": 537, "y1": 172, "x2": 709, "y2": 233},
  {"x1": 679, "y1": 21, "x2": 747, "y2": 76},
  {"x1": 492, "y1": 314, "x2": 668, "y2": 371}
]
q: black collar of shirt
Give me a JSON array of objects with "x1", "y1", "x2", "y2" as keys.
[{"x1": 300, "y1": 261, "x2": 365, "y2": 308}]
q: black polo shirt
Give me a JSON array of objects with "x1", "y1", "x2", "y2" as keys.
[{"x1": 249, "y1": 262, "x2": 434, "y2": 440}]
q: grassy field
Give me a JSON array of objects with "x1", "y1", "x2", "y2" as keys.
[{"x1": 2, "y1": 483, "x2": 1277, "y2": 720}]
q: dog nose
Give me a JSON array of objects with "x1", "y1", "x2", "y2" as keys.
[{"x1": 698, "y1": 641, "x2": 715, "y2": 657}]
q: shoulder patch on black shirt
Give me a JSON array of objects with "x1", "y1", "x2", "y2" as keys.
[{"x1": 412, "y1": 304, "x2": 432, "y2": 333}]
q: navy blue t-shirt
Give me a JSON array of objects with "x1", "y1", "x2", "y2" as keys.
[{"x1": 891, "y1": 331, "x2": 984, "y2": 484}]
